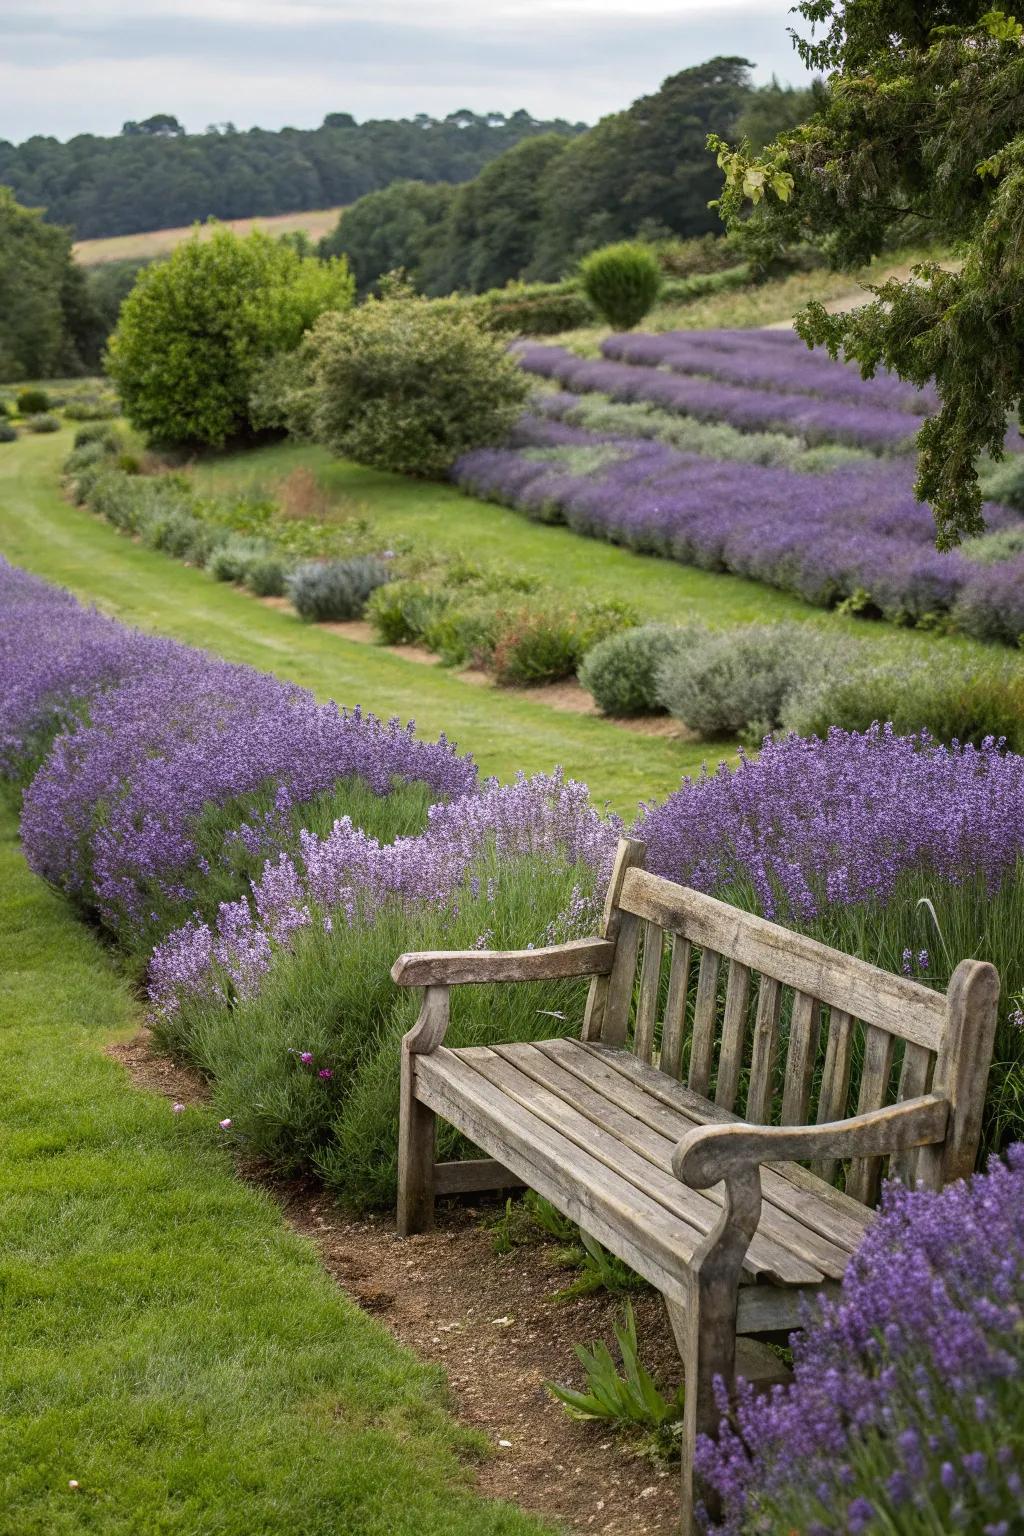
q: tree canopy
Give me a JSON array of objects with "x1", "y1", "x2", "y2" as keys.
[
  {"x1": 0, "y1": 109, "x2": 583, "y2": 241},
  {"x1": 0, "y1": 188, "x2": 99, "y2": 380},
  {"x1": 710, "y1": 1, "x2": 1024, "y2": 546}
]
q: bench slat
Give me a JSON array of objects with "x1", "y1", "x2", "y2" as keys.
[
  {"x1": 585, "y1": 1041, "x2": 872, "y2": 1236},
  {"x1": 659, "y1": 934, "x2": 691, "y2": 1080},
  {"x1": 620, "y1": 868, "x2": 946, "y2": 1051},
  {"x1": 633, "y1": 921, "x2": 663, "y2": 1064},
  {"x1": 688, "y1": 948, "x2": 721, "y2": 1096},
  {"x1": 495, "y1": 1041, "x2": 852, "y2": 1278},
  {"x1": 890, "y1": 1041, "x2": 934, "y2": 1185},
  {"x1": 813, "y1": 1008, "x2": 856, "y2": 1182},
  {"x1": 716, "y1": 959, "x2": 751, "y2": 1112},
  {"x1": 539, "y1": 1038, "x2": 871, "y2": 1255},
  {"x1": 781, "y1": 991, "x2": 821, "y2": 1126},
  {"x1": 746, "y1": 974, "x2": 782, "y2": 1123},
  {"x1": 462, "y1": 1046, "x2": 822, "y2": 1285},
  {"x1": 846, "y1": 1025, "x2": 896, "y2": 1204}
]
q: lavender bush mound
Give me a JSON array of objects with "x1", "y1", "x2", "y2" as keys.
[
  {"x1": 697, "y1": 1145, "x2": 1024, "y2": 1535},
  {"x1": 149, "y1": 769, "x2": 619, "y2": 1020},
  {"x1": 3, "y1": 561, "x2": 476, "y2": 945},
  {"x1": 633, "y1": 725, "x2": 1024, "y2": 924},
  {"x1": 603, "y1": 329, "x2": 940, "y2": 416},
  {"x1": 516, "y1": 344, "x2": 918, "y2": 453}
]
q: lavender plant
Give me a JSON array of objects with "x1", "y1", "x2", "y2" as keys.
[{"x1": 696, "y1": 1146, "x2": 1024, "y2": 1535}]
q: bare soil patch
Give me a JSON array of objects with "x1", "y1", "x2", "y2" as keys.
[{"x1": 108, "y1": 1031, "x2": 682, "y2": 1535}]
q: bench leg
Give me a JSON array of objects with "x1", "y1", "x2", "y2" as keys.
[
  {"x1": 666, "y1": 1276, "x2": 738, "y2": 1535},
  {"x1": 397, "y1": 1045, "x2": 436, "y2": 1236}
]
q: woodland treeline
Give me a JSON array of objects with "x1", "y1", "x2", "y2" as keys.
[
  {"x1": 320, "y1": 62, "x2": 819, "y2": 293},
  {"x1": 0, "y1": 109, "x2": 583, "y2": 240}
]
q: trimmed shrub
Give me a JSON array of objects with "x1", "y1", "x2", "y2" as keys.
[
  {"x1": 306, "y1": 294, "x2": 530, "y2": 477},
  {"x1": 579, "y1": 242, "x2": 663, "y2": 331},
  {"x1": 953, "y1": 556, "x2": 1024, "y2": 645},
  {"x1": 73, "y1": 421, "x2": 122, "y2": 451},
  {"x1": 24, "y1": 413, "x2": 60, "y2": 433},
  {"x1": 784, "y1": 649, "x2": 1024, "y2": 753},
  {"x1": 473, "y1": 282, "x2": 595, "y2": 336},
  {"x1": 62, "y1": 395, "x2": 119, "y2": 421},
  {"x1": 490, "y1": 600, "x2": 635, "y2": 687},
  {"x1": 63, "y1": 439, "x2": 110, "y2": 474},
  {"x1": 207, "y1": 535, "x2": 276, "y2": 584},
  {"x1": 655, "y1": 623, "x2": 851, "y2": 741},
  {"x1": 16, "y1": 388, "x2": 50, "y2": 415},
  {"x1": 578, "y1": 624, "x2": 696, "y2": 716},
  {"x1": 107, "y1": 226, "x2": 354, "y2": 447},
  {"x1": 244, "y1": 556, "x2": 290, "y2": 597},
  {"x1": 365, "y1": 579, "x2": 453, "y2": 645},
  {"x1": 0, "y1": 422, "x2": 17, "y2": 444},
  {"x1": 287, "y1": 556, "x2": 391, "y2": 622}
]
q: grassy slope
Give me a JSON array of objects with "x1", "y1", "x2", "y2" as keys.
[
  {"x1": 0, "y1": 798, "x2": 549, "y2": 1536},
  {"x1": 0, "y1": 429, "x2": 717, "y2": 816},
  {"x1": 73, "y1": 207, "x2": 344, "y2": 267}
]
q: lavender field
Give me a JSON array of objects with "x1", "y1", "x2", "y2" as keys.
[{"x1": 452, "y1": 329, "x2": 1024, "y2": 644}]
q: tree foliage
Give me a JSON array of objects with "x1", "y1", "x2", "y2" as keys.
[
  {"x1": 319, "y1": 61, "x2": 814, "y2": 299},
  {"x1": 0, "y1": 110, "x2": 582, "y2": 241},
  {"x1": 107, "y1": 226, "x2": 354, "y2": 446},
  {"x1": 0, "y1": 188, "x2": 97, "y2": 380},
  {"x1": 580, "y1": 242, "x2": 663, "y2": 329},
  {"x1": 304, "y1": 295, "x2": 529, "y2": 477},
  {"x1": 709, "y1": 2, "x2": 1024, "y2": 546}
]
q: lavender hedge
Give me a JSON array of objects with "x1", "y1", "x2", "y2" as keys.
[
  {"x1": 516, "y1": 343, "x2": 919, "y2": 453},
  {"x1": 697, "y1": 1144, "x2": 1024, "y2": 1534},
  {"x1": 455, "y1": 417, "x2": 1024, "y2": 639},
  {"x1": 602, "y1": 327, "x2": 940, "y2": 416}
]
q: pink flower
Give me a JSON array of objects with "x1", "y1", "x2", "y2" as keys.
[
  {"x1": 172, "y1": 1102, "x2": 185, "y2": 1114},
  {"x1": 299, "y1": 1051, "x2": 314, "y2": 1064},
  {"x1": 219, "y1": 1118, "x2": 232, "y2": 1129},
  {"x1": 318, "y1": 1068, "x2": 333, "y2": 1080}
]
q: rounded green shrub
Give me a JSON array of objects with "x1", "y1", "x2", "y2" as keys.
[
  {"x1": 24, "y1": 413, "x2": 60, "y2": 433},
  {"x1": 208, "y1": 535, "x2": 275, "y2": 585},
  {"x1": 73, "y1": 421, "x2": 122, "y2": 451},
  {"x1": 579, "y1": 242, "x2": 663, "y2": 331},
  {"x1": 365, "y1": 579, "x2": 452, "y2": 644},
  {"x1": 287, "y1": 556, "x2": 391, "y2": 622},
  {"x1": 491, "y1": 600, "x2": 635, "y2": 687},
  {"x1": 16, "y1": 387, "x2": 50, "y2": 415},
  {"x1": 107, "y1": 226, "x2": 354, "y2": 447},
  {"x1": 244, "y1": 556, "x2": 290, "y2": 598},
  {"x1": 0, "y1": 422, "x2": 17, "y2": 444},
  {"x1": 578, "y1": 623, "x2": 696, "y2": 715},
  {"x1": 305, "y1": 295, "x2": 529, "y2": 477}
]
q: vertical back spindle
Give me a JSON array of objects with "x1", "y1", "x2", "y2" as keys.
[
  {"x1": 812, "y1": 1007, "x2": 855, "y2": 1182},
  {"x1": 715, "y1": 960, "x2": 751, "y2": 1112},
  {"x1": 780, "y1": 991, "x2": 821, "y2": 1126},
  {"x1": 845, "y1": 1025, "x2": 896, "y2": 1204},
  {"x1": 583, "y1": 837, "x2": 645, "y2": 1043},
  {"x1": 659, "y1": 934, "x2": 692, "y2": 1079},
  {"x1": 889, "y1": 1041, "x2": 934, "y2": 1185},
  {"x1": 688, "y1": 948, "x2": 721, "y2": 1097},
  {"x1": 745, "y1": 975, "x2": 782, "y2": 1123},
  {"x1": 632, "y1": 921, "x2": 663, "y2": 1063}
]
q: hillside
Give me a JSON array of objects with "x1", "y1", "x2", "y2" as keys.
[{"x1": 73, "y1": 206, "x2": 345, "y2": 266}]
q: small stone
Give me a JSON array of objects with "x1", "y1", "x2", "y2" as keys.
[{"x1": 498, "y1": 1439, "x2": 513, "y2": 1448}]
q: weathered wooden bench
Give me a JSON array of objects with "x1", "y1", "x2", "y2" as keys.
[{"x1": 392, "y1": 838, "x2": 999, "y2": 1531}]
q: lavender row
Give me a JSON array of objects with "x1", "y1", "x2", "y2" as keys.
[
  {"x1": 517, "y1": 343, "x2": 918, "y2": 453},
  {"x1": 602, "y1": 328, "x2": 939, "y2": 415},
  {"x1": 456, "y1": 420, "x2": 1024, "y2": 637},
  {"x1": 0, "y1": 559, "x2": 477, "y2": 944}
]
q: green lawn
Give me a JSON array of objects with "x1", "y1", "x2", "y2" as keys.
[
  {"x1": 0, "y1": 428, "x2": 723, "y2": 816},
  {"x1": 0, "y1": 797, "x2": 550, "y2": 1536}
]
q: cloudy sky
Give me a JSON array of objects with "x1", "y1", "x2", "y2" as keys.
[{"x1": 2, "y1": 0, "x2": 809, "y2": 143}]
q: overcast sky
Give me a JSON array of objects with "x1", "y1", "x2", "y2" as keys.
[{"x1": 1, "y1": 0, "x2": 810, "y2": 143}]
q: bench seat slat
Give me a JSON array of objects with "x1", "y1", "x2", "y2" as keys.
[
  {"x1": 536, "y1": 1038, "x2": 871, "y2": 1256},
  {"x1": 459, "y1": 1047, "x2": 823, "y2": 1285},
  {"x1": 585, "y1": 1041, "x2": 873, "y2": 1235},
  {"x1": 493, "y1": 1041, "x2": 853, "y2": 1279}
]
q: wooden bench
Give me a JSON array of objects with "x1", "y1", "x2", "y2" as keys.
[{"x1": 392, "y1": 838, "x2": 1000, "y2": 1531}]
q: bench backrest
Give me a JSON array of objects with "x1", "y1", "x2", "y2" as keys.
[{"x1": 583, "y1": 840, "x2": 1000, "y2": 1204}]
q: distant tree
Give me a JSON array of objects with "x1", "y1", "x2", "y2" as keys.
[
  {"x1": 323, "y1": 113, "x2": 356, "y2": 130},
  {"x1": 734, "y1": 76, "x2": 824, "y2": 151},
  {"x1": 121, "y1": 114, "x2": 185, "y2": 137},
  {"x1": 319, "y1": 181, "x2": 457, "y2": 294},
  {"x1": 709, "y1": 2, "x2": 1024, "y2": 546},
  {"x1": 107, "y1": 225, "x2": 354, "y2": 445},
  {"x1": 444, "y1": 133, "x2": 570, "y2": 292},
  {"x1": 0, "y1": 187, "x2": 93, "y2": 380},
  {"x1": 528, "y1": 58, "x2": 753, "y2": 278}
]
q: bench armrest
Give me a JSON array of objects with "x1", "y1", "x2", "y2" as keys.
[
  {"x1": 673, "y1": 1093, "x2": 950, "y2": 1189},
  {"x1": 391, "y1": 936, "x2": 615, "y2": 987}
]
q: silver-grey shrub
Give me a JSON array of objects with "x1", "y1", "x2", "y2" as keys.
[
  {"x1": 578, "y1": 623, "x2": 698, "y2": 715},
  {"x1": 655, "y1": 623, "x2": 854, "y2": 741},
  {"x1": 208, "y1": 534, "x2": 276, "y2": 584},
  {"x1": 287, "y1": 556, "x2": 392, "y2": 622}
]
